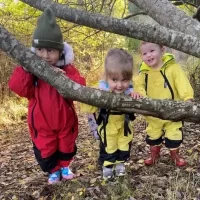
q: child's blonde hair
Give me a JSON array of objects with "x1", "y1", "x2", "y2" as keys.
[
  {"x1": 104, "y1": 48, "x2": 133, "y2": 80},
  {"x1": 140, "y1": 41, "x2": 163, "y2": 49}
]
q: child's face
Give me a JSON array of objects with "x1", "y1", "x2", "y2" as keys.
[
  {"x1": 35, "y1": 48, "x2": 60, "y2": 66},
  {"x1": 140, "y1": 43, "x2": 164, "y2": 69},
  {"x1": 107, "y1": 74, "x2": 130, "y2": 94}
]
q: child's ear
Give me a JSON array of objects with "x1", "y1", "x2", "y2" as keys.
[{"x1": 161, "y1": 46, "x2": 165, "y2": 54}]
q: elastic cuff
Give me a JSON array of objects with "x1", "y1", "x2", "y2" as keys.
[
  {"x1": 50, "y1": 165, "x2": 61, "y2": 173},
  {"x1": 106, "y1": 164, "x2": 114, "y2": 168},
  {"x1": 168, "y1": 148, "x2": 178, "y2": 150},
  {"x1": 146, "y1": 135, "x2": 163, "y2": 146},
  {"x1": 165, "y1": 138, "x2": 182, "y2": 148}
]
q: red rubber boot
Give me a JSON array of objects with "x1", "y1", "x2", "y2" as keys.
[
  {"x1": 144, "y1": 145, "x2": 161, "y2": 165},
  {"x1": 170, "y1": 149, "x2": 186, "y2": 167}
]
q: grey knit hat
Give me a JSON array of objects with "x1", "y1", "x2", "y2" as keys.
[{"x1": 32, "y1": 8, "x2": 64, "y2": 51}]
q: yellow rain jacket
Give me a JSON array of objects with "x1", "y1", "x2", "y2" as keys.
[
  {"x1": 81, "y1": 80, "x2": 134, "y2": 166},
  {"x1": 134, "y1": 53, "x2": 194, "y2": 148}
]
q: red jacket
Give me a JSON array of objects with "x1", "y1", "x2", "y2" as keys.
[{"x1": 9, "y1": 64, "x2": 85, "y2": 140}]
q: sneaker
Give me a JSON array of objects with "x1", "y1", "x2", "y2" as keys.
[
  {"x1": 115, "y1": 163, "x2": 126, "y2": 177},
  {"x1": 61, "y1": 167, "x2": 74, "y2": 180},
  {"x1": 102, "y1": 166, "x2": 113, "y2": 179},
  {"x1": 48, "y1": 170, "x2": 60, "y2": 184}
]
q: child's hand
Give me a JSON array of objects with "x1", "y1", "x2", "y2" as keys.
[
  {"x1": 22, "y1": 67, "x2": 29, "y2": 72},
  {"x1": 130, "y1": 91, "x2": 142, "y2": 99},
  {"x1": 56, "y1": 68, "x2": 66, "y2": 74}
]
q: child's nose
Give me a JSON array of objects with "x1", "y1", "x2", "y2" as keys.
[
  {"x1": 117, "y1": 81, "x2": 122, "y2": 87},
  {"x1": 42, "y1": 50, "x2": 48, "y2": 59},
  {"x1": 147, "y1": 53, "x2": 150, "y2": 57}
]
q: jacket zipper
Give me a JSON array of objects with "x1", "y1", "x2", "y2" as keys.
[
  {"x1": 31, "y1": 101, "x2": 38, "y2": 138},
  {"x1": 65, "y1": 100, "x2": 76, "y2": 133}
]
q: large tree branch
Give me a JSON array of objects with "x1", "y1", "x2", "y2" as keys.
[
  {"x1": 171, "y1": 1, "x2": 198, "y2": 7},
  {"x1": 130, "y1": 0, "x2": 200, "y2": 38},
  {"x1": 19, "y1": 0, "x2": 200, "y2": 57},
  {"x1": 1, "y1": 25, "x2": 200, "y2": 123}
]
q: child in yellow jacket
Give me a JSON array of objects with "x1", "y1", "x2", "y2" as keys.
[
  {"x1": 135, "y1": 42, "x2": 194, "y2": 167},
  {"x1": 82, "y1": 48, "x2": 141, "y2": 179}
]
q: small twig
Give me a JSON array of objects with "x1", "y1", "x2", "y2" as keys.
[
  {"x1": 83, "y1": 30, "x2": 101, "y2": 40},
  {"x1": 123, "y1": 12, "x2": 147, "y2": 19}
]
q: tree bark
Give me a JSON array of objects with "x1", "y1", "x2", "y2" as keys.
[
  {"x1": 131, "y1": 0, "x2": 200, "y2": 38},
  {"x1": 19, "y1": 0, "x2": 200, "y2": 58},
  {"x1": 1, "y1": 25, "x2": 200, "y2": 123}
]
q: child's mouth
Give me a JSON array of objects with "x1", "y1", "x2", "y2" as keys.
[
  {"x1": 148, "y1": 58, "x2": 154, "y2": 63},
  {"x1": 115, "y1": 89, "x2": 124, "y2": 93}
]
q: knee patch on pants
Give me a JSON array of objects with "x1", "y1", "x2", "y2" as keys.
[{"x1": 33, "y1": 142, "x2": 58, "y2": 173}]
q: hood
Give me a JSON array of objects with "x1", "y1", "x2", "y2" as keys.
[
  {"x1": 31, "y1": 42, "x2": 74, "y2": 67},
  {"x1": 139, "y1": 53, "x2": 175, "y2": 72}
]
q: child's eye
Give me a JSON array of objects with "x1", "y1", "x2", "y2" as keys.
[
  {"x1": 143, "y1": 53, "x2": 146, "y2": 56},
  {"x1": 112, "y1": 79, "x2": 117, "y2": 82},
  {"x1": 37, "y1": 48, "x2": 42, "y2": 51},
  {"x1": 150, "y1": 50, "x2": 155, "y2": 52},
  {"x1": 48, "y1": 49, "x2": 54, "y2": 53}
]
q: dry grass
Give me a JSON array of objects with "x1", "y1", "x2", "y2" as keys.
[{"x1": 0, "y1": 97, "x2": 27, "y2": 128}]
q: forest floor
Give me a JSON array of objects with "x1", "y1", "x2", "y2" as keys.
[{"x1": 1, "y1": 113, "x2": 200, "y2": 200}]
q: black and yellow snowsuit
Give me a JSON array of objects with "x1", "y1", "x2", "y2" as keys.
[
  {"x1": 135, "y1": 53, "x2": 194, "y2": 148},
  {"x1": 81, "y1": 80, "x2": 135, "y2": 167}
]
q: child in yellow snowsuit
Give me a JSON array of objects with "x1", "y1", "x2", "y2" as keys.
[
  {"x1": 135, "y1": 42, "x2": 194, "y2": 167},
  {"x1": 82, "y1": 48, "x2": 141, "y2": 179}
]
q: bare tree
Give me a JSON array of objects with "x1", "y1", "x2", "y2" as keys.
[
  {"x1": 18, "y1": 0, "x2": 200, "y2": 57},
  {"x1": 130, "y1": 0, "x2": 200, "y2": 37},
  {"x1": 1, "y1": 0, "x2": 200, "y2": 123}
]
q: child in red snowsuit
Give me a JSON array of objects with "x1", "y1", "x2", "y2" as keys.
[{"x1": 8, "y1": 8, "x2": 85, "y2": 184}]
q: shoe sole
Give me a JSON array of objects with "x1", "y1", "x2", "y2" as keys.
[
  {"x1": 48, "y1": 179, "x2": 61, "y2": 185},
  {"x1": 103, "y1": 173, "x2": 115, "y2": 180},
  {"x1": 116, "y1": 173, "x2": 126, "y2": 177},
  {"x1": 62, "y1": 174, "x2": 74, "y2": 180}
]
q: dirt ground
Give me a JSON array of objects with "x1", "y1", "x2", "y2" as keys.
[{"x1": 1, "y1": 113, "x2": 200, "y2": 200}]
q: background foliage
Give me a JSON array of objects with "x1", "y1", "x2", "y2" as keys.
[
  {"x1": 0, "y1": 0, "x2": 128, "y2": 125},
  {"x1": 0, "y1": 0, "x2": 128, "y2": 89}
]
